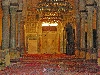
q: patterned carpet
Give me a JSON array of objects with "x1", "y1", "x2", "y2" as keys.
[{"x1": 0, "y1": 54, "x2": 100, "y2": 75}]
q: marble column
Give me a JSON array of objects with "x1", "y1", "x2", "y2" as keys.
[
  {"x1": 1, "y1": 1, "x2": 10, "y2": 50},
  {"x1": 17, "y1": 0, "x2": 23, "y2": 48},
  {"x1": 9, "y1": 2, "x2": 18, "y2": 59},
  {"x1": 1, "y1": 0, "x2": 10, "y2": 68},
  {"x1": 95, "y1": 0, "x2": 100, "y2": 66},
  {"x1": 9, "y1": 3, "x2": 18, "y2": 50},
  {"x1": 75, "y1": 0, "x2": 86, "y2": 58},
  {"x1": 86, "y1": 0, "x2": 94, "y2": 60},
  {"x1": 75, "y1": 0, "x2": 81, "y2": 50},
  {"x1": 16, "y1": 10, "x2": 22, "y2": 58},
  {"x1": 80, "y1": 12, "x2": 86, "y2": 58},
  {"x1": 79, "y1": 0, "x2": 86, "y2": 49},
  {"x1": 17, "y1": 10, "x2": 22, "y2": 48}
]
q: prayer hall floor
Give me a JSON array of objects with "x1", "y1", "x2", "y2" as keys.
[{"x1": 0, "y1": 54, "x2": 100, "y2": 75}]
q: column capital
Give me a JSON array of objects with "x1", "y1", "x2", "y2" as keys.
[
  {"x1": 10, "y1": 3, "x2": 18, "y2": 14},
  {"x1": 2, "y1": 1, "x2": 10, "y2": 12},
  {"x1": 10, "y1": 0, "x2": 19, "y2": 8},
  {"x1": 10, "y1": 7, "x2": 18, "y2": 14},
  {"x1": 86, "y1": 0, "x2": 95, "y2": 5},
  {"x1": 18, "y1": 0, "x2": 23, "y2": 10},
  {"x1": 86, "y1": 5, "x2": 94, "y2": 13},
  {"x1": 95, "y1": 0, "x2": 100, "y2": 6},
  {"x1": 86, "y1": 0, "x2": 95, "y2": 8},
  {"x1": 2, "y1": 0, "x2": 10, "y2": 6},
  {"x1": 79, "y1": 0, "x2": 86, "y2": 11},
  {"x1": 2, "y1": 5, "x2": 9, "y2": 11}
]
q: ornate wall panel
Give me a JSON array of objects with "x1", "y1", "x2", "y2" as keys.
[
  {"x1": 25, "y1": 22, "x2": 37, "y2": 33},
  {"x1": 42, "y1": 31, "x2": 59, "y2": 54},
  {"x1": 28, "y1": 40, "x2": 38, "y2": 54}
]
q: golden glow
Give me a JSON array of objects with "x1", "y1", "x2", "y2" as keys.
[
  {"x1": 42, "y1": 22, "x2": 58, "y2": 26},
  {"x1": 42, "y1": 22, "x2": 49, "y2": 26}
]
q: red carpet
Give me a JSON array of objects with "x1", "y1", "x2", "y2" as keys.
[{"x1": 0, "y1": 54, "x2": 99, "y2": 75}]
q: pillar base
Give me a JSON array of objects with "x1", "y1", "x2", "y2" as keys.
[
  {"x1": 91, "y1": 53, "x2": 97, "y2": 60},
  {"x1": 10, "y1": 50, "x2": 20, "y2": 60},
  {"x1": 98, "y1": 49, "x2": 100, "y2": 66},
  {"x1": 98, "y1": 58, "x2": 100, "y2": 66},
  {"x1": 0, "y1": 58, "x2": 5, "y2": 70},
  {"x1": 86, "y1": 52, "x2": 91, "y2": 60},
  {"x1": 79, "y1": 51, "x2": 85, "y2": 58},
  {"x1": 5, "y1": 49, "x2": 10, "y2": 67},
  {"x1": 75, "y1": 49, "x2": 80, "y2": 58},
  {"x1": 10, "y1": 51, "x2": 16, "y2": 59},
  {"x1": 0, "y1": 49, "x2": 10, "y2": 69}
]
